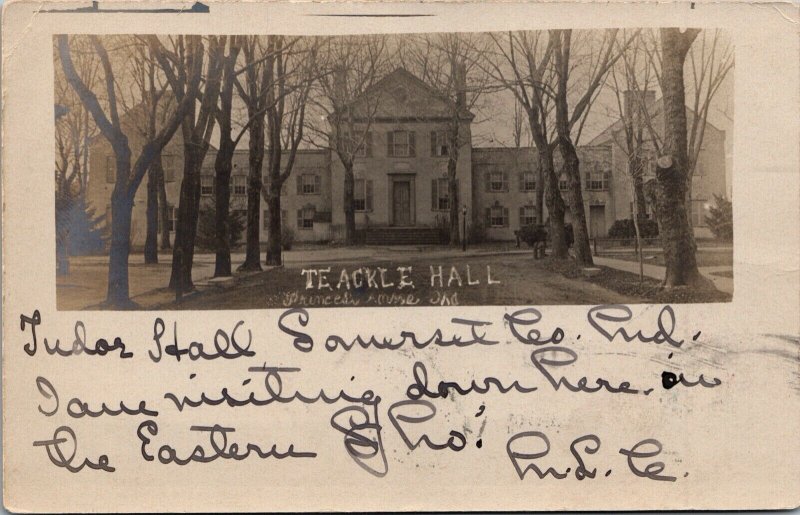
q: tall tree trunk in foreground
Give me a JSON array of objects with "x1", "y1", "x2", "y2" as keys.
[
  {"x1": 649, "y1": 28, "x2": 709, "y2": 288},
  {"x1": 144, "y1": 161, "x2": 159, "y2": 264},
  {"x1": 157, "y1": 154, "x2": 171, "y2": 249}
]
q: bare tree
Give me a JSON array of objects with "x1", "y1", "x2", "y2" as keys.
[
  {"x1": 309, "y1": 35, "x2": 391, "y2": 245},
  {"x1": 551, "y1": 29, "x2": 636, "y2": 266},
  {"x1": 235, "y1": 36, "x2": 271, "y2": 271},
  {"x1": 126, "y1": 41, "x2": 171, "y2": 264},
  {"x1": 607, "y1": 30, "x2": 661, "y2": 282},
  {"x1": 57, "y1": 35, "x2": 199, "y2": 306},
  {"x1": 211, "y1": 36, "x2": 242, "y2": 277},
  {"x1": 642, "y1": 29, "x2": 733, "y2": 221},
  {"x1": 486, "y1": 31, "x2": 570, "y2": 257},
  {"x1": 262, "y1": 36, "x2": 319, "y2": 265},
  {"x1": 400, "y1": 33, "x2": 491, "y2": 246},
  {"x1": 646, "y1": 28, "x2": 711, "y2": 288},
  {"x1": 54, "y1": 40, "x2": 99, "y2": 274},
  {"x1": 150, "y1": 35, "x2": 225, "y2": 293}
]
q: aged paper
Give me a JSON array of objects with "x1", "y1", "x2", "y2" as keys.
[{"x1": 2, "y1": 0, "x2": 799, "y2": 512}]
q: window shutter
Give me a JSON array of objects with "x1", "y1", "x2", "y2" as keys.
[
  {"x1": 604, "y1": 171, "x2": 611, "y2": 190},
  {"x1": 430, "y1": 131, "x2": 437, "y2": 156},
  {"x1": 387, "y1": 131, "x2": 394, "y2": 157},
  {"x1": 485, "y1": 172, "x2": 491, "y2": 192},
  {"x1": 296, "y1": 175, "x2": 302, "y2": 194},
  {"x1": 365, "y1": 132, "x2": 373, "y2": 157},
  {"x1": 585, "y1": 171, "x2": 590, "y2": 189},
  {"x1": 519, "y1": 172, "x2": 525, "y2": 191},
  {"x1": 314, "y1": 174, "x2": 321, "y2": 194},
  {"x1": 503, "y1": 207, "x2": 510, "y2": 227},
  {"x1": 431, "y1": 179, "x2": 437, "y2": 210},
  {"x1": 366, "y1": 180, "x2": 373, "y2": 211},
  {"x1": 408, "y1": 131, "x2": 416, "y2": 157},
  {"x1": 503, "y1": 172, "x2": 509, "y2": 192},
  {"x1": 297, "y1": 209, "x2": 303, "y2": 228},
  {"x1": 485, "y1": 207, "x2": 491, "y2": 226},
  {"x1": 519, "y1": 206, "x2": 525, "y2": 226},
  {"x1": 263, "y1": 209, "x2": 269, "y2": 230}
]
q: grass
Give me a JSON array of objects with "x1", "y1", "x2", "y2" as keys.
[
  {"x1": 600, "y1": 248, "x2": 733, "y2": 268},
  {"x1": 532, "y1": 257, "x2": 732, "y2": 304},
  {"x1": 166, "y1": 254, "x2": 642, "y2": 309}
]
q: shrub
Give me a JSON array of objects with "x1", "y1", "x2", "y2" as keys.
[
  {"x1": 281, "y1": 226, "x2": 295, "y2": 250},
  {"x1": 196, "y1": 205, "x2": 245, "y2": 251},
  {"x1": 705, "y1": 194, "x2": 733, "y2": 242},
  {"x1": 607, "y1": 218, "x2": 659, "y2": 243},
  {"x1": 434, "y1": 214, "x2": 451, "y2": 244},
  {"x1": 518, "y1": 223, "x2": 574, "y2": 248},
  {"x1": 518, "y1": 224, "x2": 548, "y2": 248},
  {"x1": 468, "y1": 220, "x2": 486, "y2": 244}
]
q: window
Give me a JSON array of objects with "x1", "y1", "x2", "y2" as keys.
[
  {"x1": 487, "y1": 171, "x2": 508, "y2": 192},
  {"x1": 691, "y1": 200, "x2": 708, "y2": 227},
  {"x1": 297, "y1": 174, "x2": 321, "y2": 195},
  {"x1": 297, "y1": 206, "x2": 315, "y2": 230},
  {"x1": 354, "y1": 179, "x2": 373, "y2": 212},
  {"x1": 387, "y1": 130, "x2": 415, "y2": 157},
  {"x1": 200, "y1": 176, "x2": 214, "y2": 196},
  {"x1": 430, "y1": 131, "x2": 448, "y2": 157},
  {"x1": 232, "y1": 176, "x2": 246, "y2": 196},
  {"x1": 487, "y1": 204, "x2": 509, "y2": 228},
  {"x1": 585, "y1": 168, "x2": 610, "y2": 191},
  {"x1": 520, "y1": 171, "x2": 536, "y2": 192},
  {"x1": 431, "y1": 178, "x2": 450, "y2": 211},
  {"x1": 559, "y1": 175, "x2": 569, "y2": 191},
  {"x1": 162, "y1": 154, "x2": 176, "y2": 182},
  {"x1": 105, "y1": 155, "x2": 115, "y2": 183},
  {"x1": 519, "y1": 205, "x2": 537, "y2": 227}
]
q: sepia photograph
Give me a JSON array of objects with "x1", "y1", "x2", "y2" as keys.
[{"x1": 53, "y1": 29, "x2": 734, "y2": 310}]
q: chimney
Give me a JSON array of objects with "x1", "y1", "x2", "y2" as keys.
[
  {"x1": 623, "y1": 90, "x2": 655, "y2": 121},
  {"x1": 333, "y1": 66, "x2": 347, "y2": 104},
  {"x1": 455, "y1": 62, "x2": 467, "y2": 108}
]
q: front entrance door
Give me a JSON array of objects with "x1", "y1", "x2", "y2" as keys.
[
  {"x1": 392, "y1": 181, "x2": 412, "y2": 226},
  {"x1": 590, "y1": 205, "x2": 606, "y2": 238}
]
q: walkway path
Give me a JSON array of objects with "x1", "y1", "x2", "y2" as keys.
[{"x1": 593, "y1": 256, "x2": 733, "y2": 295}]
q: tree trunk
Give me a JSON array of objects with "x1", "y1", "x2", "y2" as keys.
[
  {"x1": 558, "y1": 136, "x2": 593, "y2": 265},
  {"x1": 656, "y1": 28, "x2": 707, "y2": 288},
  {"x1": 265, "y1": 192, "x2": 282, "y2": 266},
  {"x1": 144, "y1": 161, "x2": 159, "y2": 264},
  {"x1": 169, "y1": 139, "x2": 203, "y2": 292},
  {"x1": 649, "y1": 157, "x2": 707, "y2": 287},
  {"x1": 535, "y1": 165, "x2": 545, "y2": 225},
  {"x1": 106, "y1": 190, "x2": 135, "y2": 307},
  {"x1": 537, "y1": 146, "x2": 567, "y2": 258},
  {"x1": 343, "y1": 163, "x2": 356, "y2": 245},
  {"x1": 241, "y1": 148, "x2": 264, "y2": 271},
  {"x1": 213, "y1": 146, "x2": 233, "y2": 277},
  {"x1": 157, "y1": 155, "x2": 171, "y2": 250},
  {"x1": 447, "y1": 152, "x2": 460, "y2": 246},
  {"x1": 240, "y1": 118, "x2": 265, "y2": 271}
]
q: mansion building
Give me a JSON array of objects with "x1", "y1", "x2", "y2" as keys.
[{"x1": 87, "y1": 68, "x2": 727, "y2": 247}]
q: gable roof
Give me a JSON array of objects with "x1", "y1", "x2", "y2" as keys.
[
  {"x1": 345, "y1": 67, "x2": 474, "y2": 122},
  {"x1": 588, "y1": 99, "x2": 723, "y2": 147}
]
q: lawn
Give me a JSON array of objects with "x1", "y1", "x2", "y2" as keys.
[
  {"x1": 600, "y1": 248, "x2": 733, "y2": 268},
  {"x1": 167, "y1": 254, "x2": 642, "y2": 309}
]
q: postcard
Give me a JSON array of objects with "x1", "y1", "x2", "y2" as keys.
[{"x1": 2, "y1": 0, "x2": 798, "y2": 512}]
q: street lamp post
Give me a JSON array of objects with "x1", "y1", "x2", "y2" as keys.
[{"x1": 462, "y1": 205, "x2": 467, "y2": 252}]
